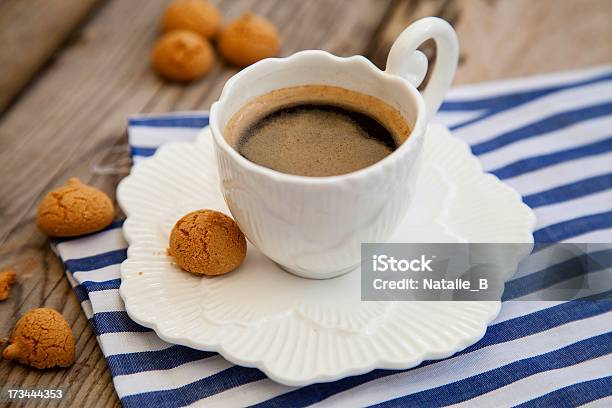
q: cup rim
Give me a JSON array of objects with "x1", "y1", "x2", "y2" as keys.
[{"x1": 210, "y1": 50, "x2": 427, "y2": 185}]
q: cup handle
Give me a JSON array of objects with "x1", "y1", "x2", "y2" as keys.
[{"x1": 385, "y1": 17, "x2": 459, "y2": 122}]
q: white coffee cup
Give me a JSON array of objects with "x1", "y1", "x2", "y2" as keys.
[{"x1": 210, "y1": 17, "x2": 458, "y2": 279}]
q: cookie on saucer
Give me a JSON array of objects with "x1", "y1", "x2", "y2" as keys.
[{"x1": 169, "y1": 209, "x2": 247, "y2": 276}]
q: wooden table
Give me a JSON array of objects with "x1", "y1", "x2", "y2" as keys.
[{"x1": 1, "y1": 0, "x2": 610, "y2": 405}]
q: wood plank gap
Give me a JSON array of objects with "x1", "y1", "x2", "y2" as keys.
[{"x1": 0, "y1": 0, "x2": 109, "y2": 116}]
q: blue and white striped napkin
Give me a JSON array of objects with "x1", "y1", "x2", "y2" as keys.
[{"x1": 53, "y1": 65, "x2": 612, "y2": 407}]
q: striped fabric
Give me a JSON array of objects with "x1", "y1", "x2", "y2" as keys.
[{"x1": 53, "y1": 65, "x2": 612, "y2": 407}]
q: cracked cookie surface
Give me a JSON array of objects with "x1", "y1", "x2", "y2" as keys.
[
  {"x1": 169, "y1": 209, "x2": 247, "y2": 276},
  {"x1": 3, "y1": 308, "x2": 75, "y2": 369},
  {"x1": 36, "y1": 178, "x2": 114, "y2": 237}
]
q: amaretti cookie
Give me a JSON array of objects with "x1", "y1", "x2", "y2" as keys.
[
  {"x1": 36, "y1": 178, "x2": 114, "y2": 237},
  {"x1": 3, "y1": 308, "x2": 75, "y2": 369},
  {"x1": 162, "y1": 0, "x2": 222, "y2": 40},
  {"x1": 218, "y1": 13, "x2": 280, "y2": 67},
  {"x1": 153, "y1": 30, "x2": 215, "y2": 81},
  {"x1": 0, "y1": 269, "x2": 16, "y2": 301},
  {"x1": 169, "y1": 209, "x2": 247, "y2": 276}
]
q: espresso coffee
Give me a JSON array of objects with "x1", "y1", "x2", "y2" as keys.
[{"x1": 224, "y1": 85, "x2": 411, "y2": 177}]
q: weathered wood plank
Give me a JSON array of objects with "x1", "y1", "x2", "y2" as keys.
[
  {"x1": 0, "y1": 0, "x2": 102, "y2": 113},
  {"x1": 366, "y1": 0, "x2": 612, "y2": 85},
  {"x1": 453, "y1": 0, "x2": 612, "y2": 83},
  {"x1": 0, "y1": 0, "x2": 394, "y2": 405}
]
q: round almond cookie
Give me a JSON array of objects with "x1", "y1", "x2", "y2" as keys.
[
  {"x1": 169, "y1": 209, "x2": 247, "y2": 276},
  {"x1": 36, "y1": 178, "x2": 114, "y2": 237},
  {"x1": 162, "y1": 0, "x2": 222, "y2": 40},
  {"x1": 3, "y1": 308, "x2": 75, "y2": 369},
  {"x1": 218, "y1": 12, "x2": 280, "y2": 67},
  {"x1": 152, "y1": 30, "x2": 214, "y2": 82},
  {"x1": 0, "y1": 269, "x2": 17, "y2": 301}
]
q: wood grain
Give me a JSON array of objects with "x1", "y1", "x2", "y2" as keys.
[
  {"x1": 0, "y1": 0, "x2": 102, "y2": 114},
  {"x1": 453, "y1": 0, "x2": 612, "y2": 83},
  {"x1": 366, "y1": 0, "x2": 612, "y2": 84},
  {"x1": 0, "y1": 0, "x2": 393, "y2": 405}
]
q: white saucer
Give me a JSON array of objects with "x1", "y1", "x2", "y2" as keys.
[{"x1": 117, "y1": 124, "x2": 534, "y2": 386}]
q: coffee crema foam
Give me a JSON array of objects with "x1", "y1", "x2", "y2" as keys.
[{"x1": 224, "y1": 85, "x2": 411, "y2": 177}]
